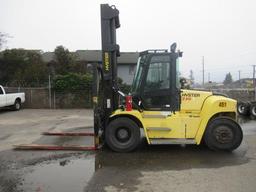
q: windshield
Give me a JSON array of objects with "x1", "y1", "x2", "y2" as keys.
[
  {"x1": 131, "y1": 55, "x2": 146, "y2": 93},
  {"x1": 144, "y1": 55, "x2": 170, "y2": 92}
]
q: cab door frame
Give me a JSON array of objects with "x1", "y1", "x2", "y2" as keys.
[{"x1": 138, "y1": 53, "x2": 180, "y2": 112}]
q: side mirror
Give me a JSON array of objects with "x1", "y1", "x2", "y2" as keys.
[{"x1": 170, "y1": 43, "x2": 177, "y2": 53}]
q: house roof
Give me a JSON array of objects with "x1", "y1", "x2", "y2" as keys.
[
  {"x1": 117, "y1": 51, "x2": 139, "y2": 64},
  {"x1": 42, "y1": 50, "x2": 139, "y2": 64},
  {"x1": 42, "y1": 52, "x2": 55, "y2": 63},
  {"x1": 75, "y1": 50, "x2": 101, "y2": 62}
]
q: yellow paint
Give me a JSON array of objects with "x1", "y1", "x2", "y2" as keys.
[
  {"x1": 181, "y1": 89, "x2": 212, "y2": 111},
  {"x1": 195, "y1": 96, "x2": 237, "y2": 144},
  {"x1": 104, "y1": 52, "x2": 110, "y2": 71},
  {"x1": 110, "y1": 89, "x2": 237, "y2": 145}
]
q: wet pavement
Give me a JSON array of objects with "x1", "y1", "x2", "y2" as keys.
[
  {"x1": 18, "y1": 154, "x2": 95, "y2": 192},
  {"x1": 0, "y1": 110, "x2": 256, "y2": 192}
]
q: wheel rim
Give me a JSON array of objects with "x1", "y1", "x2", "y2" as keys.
[
  {"x1": 214, "y1": 125, "x2": 234, "y2": 144},
  {"x1": 16, "y1": 102, "x2": 20, "y2": 109},
  {"x1": 238, "y1": 105, "x2": 245, "y2": 113},
  {"x1": 115, "y1": 127, "x2": 131, "y2": 143}
]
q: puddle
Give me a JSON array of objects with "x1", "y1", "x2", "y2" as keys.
[{"x1": 18, "y1": 155, "x2": 95, "y2": 192}]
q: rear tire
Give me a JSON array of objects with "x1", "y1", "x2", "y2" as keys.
[
  {"x1": 13, "y1": 99, "x2": 21, "y2": 111},
  {"x1": 204, "y1": 117, "x2": 243, "y2": 151},
  {"x1": 105, "y1": 117, "x2": 141, "y2": 152},
  {"x1": 237, "y1": 101, "x2": 249, "y2": 116},
  {"x1": 249, "y1": 103, "x2": 256, "y2": 119}
]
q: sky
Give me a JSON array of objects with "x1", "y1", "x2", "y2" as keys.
[{"x1": 0, "y1": 0, "x2": 256, "y2": 83}]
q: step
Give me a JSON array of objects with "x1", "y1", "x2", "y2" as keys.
[
  {"x1": 146, "y1": 127, "x2": 172, "y2": 131},
  {"x1": 149, "y1": 138, "x2": 196, "y2": 145}
]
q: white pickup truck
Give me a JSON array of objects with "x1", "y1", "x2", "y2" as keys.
[{"x1": 0, "y1": 85, "x2": 25, "y2": 110}]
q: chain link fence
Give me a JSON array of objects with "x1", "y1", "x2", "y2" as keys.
[
  {"x1": 209, "y1": 88, "x2": 255, "y2": 102},
  {"x1": 3, "y1": 78, "x2": 93, "y2": 109},
  {"x1": 3, "y1": 78, "x2": 255, "y2": 109}
]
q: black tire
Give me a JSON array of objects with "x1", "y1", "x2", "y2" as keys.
[
  {"x1": 237, "y1": 101, "x2": 249, "y2": 116},
  {"x1": 250, "y1": 103, "x2": 256, "y2": 118},
  {"x1": 13, "y1": 99, "x2": 21, "y2": 111},
  {"x1": 105, "y1": 117, "x2": 141, "y2": 152},
  {"x1": 204, "y1": 117, "x2": 243, "y2": 151}
]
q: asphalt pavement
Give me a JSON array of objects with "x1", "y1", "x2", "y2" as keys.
[{"x1": 0, "y1": 109, "x2": 255, "y2": 192}]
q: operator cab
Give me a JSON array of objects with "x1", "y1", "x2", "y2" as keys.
[{"x1": 131, "y1": 44, "x2": 182, "y2": 112}]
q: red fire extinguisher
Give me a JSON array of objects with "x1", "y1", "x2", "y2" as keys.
[{"x1": 125, "y1": 94, "x2": 132, "y2": 111}]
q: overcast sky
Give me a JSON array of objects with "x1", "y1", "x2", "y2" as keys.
[{"x1": 1, "y1": 0, "x2": 256, "y2": 83}]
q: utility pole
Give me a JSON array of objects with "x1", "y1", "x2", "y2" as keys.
[
  {"x1": 238, "y1": 70, "x2": 241, "y2": 81},
  {"x1": 208, "y1": 72, "x2": 210, "y2": 82},
  {"x1": 253, "y1": 65, "x2": 256, "y2": 100},
  {"x1": 202, "y1": 56, "x2": 205, "y2": 86}
]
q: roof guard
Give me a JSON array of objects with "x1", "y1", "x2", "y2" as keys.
[{"x1": 139, "y1": 49, "x2": 168, "y2": 56}]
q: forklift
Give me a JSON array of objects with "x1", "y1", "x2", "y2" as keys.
[{"x1": 93, "y1": 4, "x2": 243, "y2": 152}]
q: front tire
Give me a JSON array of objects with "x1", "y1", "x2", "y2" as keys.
[
  {"x1": 204, "y1": 117, "x2": 243, "y2": 151},
  {"x1": 13, "y1": 99, "x2": 21, "y2": 111},
  {"x1": 105, "y1": 117, "x2": 141, "y2": 152}
]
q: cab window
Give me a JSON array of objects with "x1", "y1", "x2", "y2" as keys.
[
  {"x1": 145, "y1": 62, "x2": 170, "y2": 91},
  {"x1": 142, "y1": 55, "x2": 172, "y2": 109}
]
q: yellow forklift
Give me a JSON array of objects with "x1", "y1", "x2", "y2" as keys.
[
  {"x1": 14, "y1": 4, "x2": 243, "y2": 153},
  {"x1": 93, "y1": 4, "x2": 243, "y2": 152}
]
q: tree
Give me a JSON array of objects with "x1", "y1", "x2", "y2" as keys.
[
  {"x1": 22, "y1": 50, "x2": 48, "y2": 86},
  {"x1": 53, "y1": 73, "x2": 92, "y2": 91},
  {"x1": 53, "y1": 45, "x2": 76, "y2": 75},
  {"x1": 223, "y1": 72, "x2": 233, "y2": 85},
  {"x1": 0, "y1": 49, "x2": 48, "y2": 86},
  {"x1": 117, "y1": 77, "x2": 131, "y2": 94}
]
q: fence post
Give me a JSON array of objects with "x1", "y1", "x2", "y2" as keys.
[
  {"x1": 30, "y1": 89, "x2": 33, "y2": 107},
  {"x1": 53, "y1": 90, "x2": 56, "y2": 109},
  {"x1": 48, "y1": 75, "x2": 52, "y2": 109}
]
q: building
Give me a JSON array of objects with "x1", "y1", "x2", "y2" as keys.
[{"x1": 42, "y1": 50, "x2": 139, "y2": 85}]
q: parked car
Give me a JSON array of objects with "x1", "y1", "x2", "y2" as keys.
[{"x1": 0, "y1": 85, "x2": 25, "y2": 110}]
